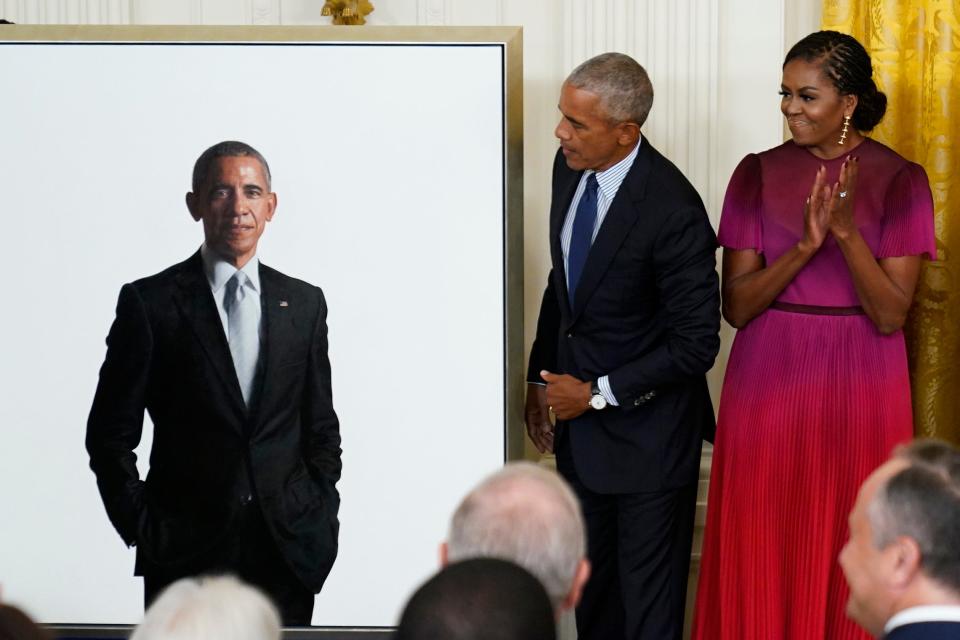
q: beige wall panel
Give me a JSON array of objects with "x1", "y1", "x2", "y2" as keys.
[
  {"x1": 130, "y1": 0, "x2": 197, "y2": 24},
  {"x1": 199, "y1": 0, "x2": 251, "y2": 24},
  {"x1": 0, "y1": 1, "x2": 129, "y2": 24},
  {"x1": 446, "y1": 0, "x2": 500, "y2": 25}
]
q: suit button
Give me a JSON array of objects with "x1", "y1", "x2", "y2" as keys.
[
  {"x1": 241, "y1": 494, "x2": 253, "y2": 505},
  {"x1": 634, "y1": 398, "x2": 642, "y2": 406},
  {"x1": 567, "y1": 333, "x2": 574, "y2": 338}
]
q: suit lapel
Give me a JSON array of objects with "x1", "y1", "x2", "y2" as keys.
[
  {"x1": 570, "y1": 141, "x2": 653, "y2": 322},
  {"x1": 173, "y1": 252, "x2": 247, "y2": 415},
  {"x1": 551, "y1": 165, "x2": 581, "y2": 316}
]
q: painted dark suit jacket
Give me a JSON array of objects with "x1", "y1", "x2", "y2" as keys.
[
  {"x1": 528, "y1": 140, "x2": 720, "y2": 493},
  {"x1": 86, "y1": 251, "x2": 341, "y2": 592}
]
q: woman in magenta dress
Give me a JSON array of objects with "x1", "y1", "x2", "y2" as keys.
[{"x1": 692, "y1": 31, "x2": 936, "y2": 639}]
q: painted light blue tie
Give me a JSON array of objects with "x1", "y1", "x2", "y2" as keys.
[
  {"x1": 567, "y1": 172, "x2": 599, "y2": 307},
  {"x1": 224, "y1": 272, "x2": 259, "y2": 406}
]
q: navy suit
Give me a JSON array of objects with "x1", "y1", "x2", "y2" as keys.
[
  {"x1": 529, "y1": 140, "x2": 720, "y2": 639},
  {"x1": 86, "y1": 251, "x2": 340, "y2": 623}
]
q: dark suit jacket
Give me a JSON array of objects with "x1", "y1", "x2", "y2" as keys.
[
  {"x1": 86, "y1": 251, "x2": 341, "y2": 592},
  {"x1": 886, "y1": 621, "x2": 960, "y2": 639},
  {"x1": 528, "y1": 140, "x2": 720, "y2": 494}
]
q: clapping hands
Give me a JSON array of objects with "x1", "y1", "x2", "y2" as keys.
[{"x1": 800, "y1": 156, "x2": 859, "y2": 252}]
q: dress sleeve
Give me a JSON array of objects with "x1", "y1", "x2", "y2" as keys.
[
  {"x1": 717, "y1": 153, "x2": 763, "y2": 254},
  {"x1": 877, "y1": 161, "x2": 937, "y2": 260}
]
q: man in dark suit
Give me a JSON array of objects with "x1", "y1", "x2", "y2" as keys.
[
  {"x1": 86, "y1": 141, "x2": 340, "y2": 626},
  {"x1": 840, "y1": 440, "x2": 960, "y2": 639},
  {"x1": 525, "y1": 53, "x2": 720, "y2": 640}
]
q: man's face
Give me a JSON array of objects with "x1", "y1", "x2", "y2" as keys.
[
  {"x1": 554, "y1": 82, "x2": 632, "y2": 172},
  {"x1": 187, "y1": 155, "x2": 276, "y2": 268},
  {"x1": 839, "y1": 459, "x2": 909, "y2": 636}
]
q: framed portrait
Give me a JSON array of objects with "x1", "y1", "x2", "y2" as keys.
[{"x1": 0, "y1": 24, "x2": 522, "y2": 635}]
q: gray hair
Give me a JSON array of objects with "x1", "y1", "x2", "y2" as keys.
[
  {"x1": 868, "y1": 439, "x2": 960, "y2": 593},
  {"x1": 130, "y1": 575, "x2": 282, "y2": 640},
  {"x1": 447, "y1": 462, "x2": 586, "y2": 608},
  {"x1": 566, "y1": 52, "x2": 654, "y2": 126},
  {"x1": 192, "y1": 140, "x2": 272, "y2": 192}
]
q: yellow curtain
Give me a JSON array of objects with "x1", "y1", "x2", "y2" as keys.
[{"x1": 822, "y1": 0, "x2": 960, "y2": 444}]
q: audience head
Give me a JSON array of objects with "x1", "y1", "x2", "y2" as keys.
[
  {"x1": 0, "y1": 604, "x2": 51, "y2": 640},
  {"x1": 396, "y1": 558, "x2": 556, "y2": 640},
  {"x1": 840, "y1": 439, "x2": 960, "y2": 636},
  {"x1": 783, "y1": 30, "x2": 886, "y2": 132},
  {"x1": 443, "y1": 462, "x2": 589, "y2": 612},
  {"x1": 130, "y1": 575, "x2": 281, "y2": 640}
]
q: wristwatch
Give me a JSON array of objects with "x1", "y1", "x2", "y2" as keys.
[{"x1": 589, "y1": 381, "x2": 607, "y2": 410}]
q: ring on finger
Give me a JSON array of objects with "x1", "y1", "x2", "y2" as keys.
[{"x1": 838, "y1": 190, "x2": 848, "y2": 198}]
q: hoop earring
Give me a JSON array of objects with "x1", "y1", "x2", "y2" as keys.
[{"x1": 838, "y1": 114, "x2": 851, "y2": 145}]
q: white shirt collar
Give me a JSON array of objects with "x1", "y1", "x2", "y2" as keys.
[
  {"x1": 885, "y1": 605, "x2": 960, "y2": 634},
  {"x1": 200, "y1": 243, "x2": 261, "y2": 294},
  {"x1": 590, "y1": 136, "x2": 642, "y2": 201}
]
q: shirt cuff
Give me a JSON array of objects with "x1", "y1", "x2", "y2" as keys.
[{"x1": 597, "y1": 376, "x2": 619, "y2": 406}]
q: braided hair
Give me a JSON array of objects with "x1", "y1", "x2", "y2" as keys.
[{"x1": 783, "y1": 30, "x2": 887, "y2": 131}]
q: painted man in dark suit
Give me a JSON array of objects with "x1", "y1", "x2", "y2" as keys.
[
  {"x1": 840, "y1": 439, "x2": 960, "y2": 640},
  {"x1": 525, "y1": 53, "x2": 720, "y2": 640},
  {"x1": 86, "y1": 141, "x2": 340, "y2": 626}
]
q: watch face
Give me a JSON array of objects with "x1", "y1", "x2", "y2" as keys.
[{"x1": 590, "y1": 394, "x2": 607, "y2": 410}]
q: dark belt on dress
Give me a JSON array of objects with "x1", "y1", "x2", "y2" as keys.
[{"x1": 769, "y1": 301, "x2": 866, "y2": 316}]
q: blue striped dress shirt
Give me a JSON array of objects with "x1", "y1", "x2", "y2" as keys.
[{"x1": 559, "y1": 138, "x2": 642, "y2": 406}]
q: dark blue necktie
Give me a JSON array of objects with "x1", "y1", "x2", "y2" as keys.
[{"x1": 567, "y1": 173, "x2": 599, "y2": 306}]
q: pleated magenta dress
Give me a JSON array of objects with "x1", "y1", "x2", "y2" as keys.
[{"x1": 692, "y1": 139, "x2": 936, "y2": 640}]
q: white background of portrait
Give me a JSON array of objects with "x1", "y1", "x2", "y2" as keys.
[{"x1": 0, "y1": 41, "x2": 506, "y2": 626}]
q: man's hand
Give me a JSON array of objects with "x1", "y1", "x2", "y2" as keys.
[
  {"x1": 525, "y1": 383, "x2": 554, "y2": 454},
  {"x1": 542, "y1": 370, "x2": 592, "y2": 421}
]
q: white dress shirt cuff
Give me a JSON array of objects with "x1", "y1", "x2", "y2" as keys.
[{"x1": 597, "y1": 376, "x2": 619, "y2": 406}]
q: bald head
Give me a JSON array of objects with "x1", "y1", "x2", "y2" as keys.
[{"x1": 445, "y1": 462, "x2": 588, "y2": 609}]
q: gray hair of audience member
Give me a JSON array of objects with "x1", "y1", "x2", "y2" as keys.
[
  {"x1": 129, "y1": 575, "x2": 281, "y2": 640},
  {"x1": 565, "y1": 52, "x2": 654, "y2": 127},
  {"x1": 0, "y1": 604, "x2": 52, "y2": 640},
  {"x1": 446, "y1": 461, "x2": 585, "y2": 607},
  {"x1": 191, "y1": 140, "x2": 272, "y2": 192},
  {"x1": 396, "y1": 558, "x2": 556, "y2": 640},
  {"x1": 868, "y1": 439, "x2": 960, "y2": 592}
]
